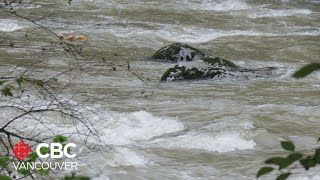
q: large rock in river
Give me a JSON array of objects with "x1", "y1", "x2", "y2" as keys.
[
  {"x1": 160, "y1": 59, "x2": 277, "y2": 82},
  {"x1": 161, "y1": 65, "x2": 227, "y2": 81},
  {"x1": 152, "y1": 43, "x2": 205, "y2": 62},
  {"x1": 153, "y1": 43, "x2": 278, "y2": 82},
  {"x1": 160, "y1": 59, "x2": 229, "y2": 81}
]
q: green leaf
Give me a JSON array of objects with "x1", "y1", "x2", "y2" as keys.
[
  {"x1": 18, "y1": 169, "x2": 30, "y2": 175},
  {"x1": 287, "y1": 153, "x2": 303, "y2": 163},
  {"x1": 28, "y1": 152, "x2": 38, "y2": 162},
  {"x1": 0, "y1": 80, "x2": 6, "y2": 86},
  {"x1": 293, "y1": 63, "x2": 320, "y2": 78},
  {"x1": 0, "y1": 175, "x2": 11, "y2": 180},
  {"x1": 1, "y1": 87, "x2": 13, "y2": 97},
  {"x1": 62, "y1": 172, "x2": 90, "y2": 180},
  {"x1": 257, "y1": 167, "x2": 273, "y2": 178},
  {"x1": 39, "y1": 168, "x2": 50, "y2": 175},
  {"x1": 281, "y1": 141, "x2": 295, "y2": 151},
  {"x1": 62, "y1": 143, "x2": 71, "y2": 154},
  {"x1": 276, "y1": 173, "x2": 291, "y2": 180},
  {"x1": 265, "y1": 157, "x2": 290, "y2": 170},
  {"x1": 15, "y1": 77, "x2": 23, "y2": 88},
  {"x1": 0, "y1": 156, "x2": 9, "y2": 168},
  {"x1": 54, "y1": 135, "x2": 68, "y2": 143},
  {"x1": 314, "y1": 149, "x2": 320, "y2": 163},
  {"x1": 40, "y1": 147, "x2": 50, "y2": 155},
  {"x1": 300, "y1": 156, "x2": 317, "y2": 170},
  {"x1": 63, "y1": 176, "x2": 90, "y2": 180},
  {"x1": 34, "y1": 80, "x2": 44, "y2": 87}
]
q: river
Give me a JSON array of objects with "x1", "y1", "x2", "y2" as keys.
[{"x1": 0, "y1": 0, "x2": 320, "y2": 179}]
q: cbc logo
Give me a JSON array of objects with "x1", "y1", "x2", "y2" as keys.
[{"x1": 36, "y1": 143, "x2": 77, "y2": 158}]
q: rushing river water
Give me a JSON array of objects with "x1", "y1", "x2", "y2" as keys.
[{"x1": 1, "y1": 0, "x2": 320, "y2": 179}]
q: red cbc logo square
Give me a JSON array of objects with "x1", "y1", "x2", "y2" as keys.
[{"x1": 13, "y1": 140, "x2": 32, "y2": 161}]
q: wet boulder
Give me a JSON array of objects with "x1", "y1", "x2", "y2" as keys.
[
  {"x1": 154, "y1": 43, "x2": 278, "y2": 82},
  {"x1": 161, "y1": 65, "x2": 227, "y2": 81},
  {"x1": 152, "y1": 43, "x2": 205, "y2": 62},
  {"x1": 160, "y1": 60, "x2": 227, "y2": 81},
  {"x1": 160, "y1": 59, "x2": 278, "y2": 82},
  {"x1": 203, "y1": 57, "x2": 239, "y2": 69}
]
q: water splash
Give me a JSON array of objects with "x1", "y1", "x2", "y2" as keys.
[{"x1": 0, "y1": 19, "x2": 24, "y2": 32}]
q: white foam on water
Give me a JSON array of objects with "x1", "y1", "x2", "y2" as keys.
[
  {"x1": 98, "y1": 111, "x2": 185, "y2": 145},
  {"x1": 0, "y1": 95, "x2": 185, "y2": 147},
  {"x1": 150, "y1": 131, "x2": 256, "y2": 153},
  {"x1": 80, "y1": 0, "x2": 251, "y2": 12},
  {"x1": 176, "y1": 0, "x2": 251, "y2": 12},
  {"x1": 280, "y1": 165, "x2": 320, "y2": 180},
  {"x1": 1, "y1": 95, "x2": 185, "y2": 147},
  {"x1": 149, "y1": 116, "x2": 260, "y2": 153},
  {"x1": 289, "y1": 30, "x2": 320, "y2": 36},
  {"x1": 95, "y1": 22, "x2": 320, "y2": 45},
  {"x1": 197, "y1": 0, "x2": 251, "y2": 11},
  {"x1": 0, "y1": 95, "x2": 186, "y2": 167},
  {"x1": 149, "y1": 118, "x2": 257, "y2": 153},
  {"x1": 67, "y1": 0, "x2": 318, "y2": 46},
  {"x1": 0, "y1": 19, "x2": 24, "y2": 32},
  {"x1": 162, "y1": 28, "x2": 267, "y2": 43},
  {"x1": 102, "y1": 25, "x2": 272, "y2": 44},
  {"x1": 291, "y1": 168, "x2": 320, "y2": 180},
  {"x1": 248, "y1": 8, "x2": 313, "y2": 18}
]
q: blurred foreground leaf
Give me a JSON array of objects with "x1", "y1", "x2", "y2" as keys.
[
  {"x1": 257, "y1": 167, "x2": 273, "y2": 178},
  {"x1": 0, "y1": 175, "x2": 11, "y2": 180},
  {"x1": 53, "y1": 135, "x2": 68, "y2": 143},
  {"x1": 276, "y1": 173, "x2": 291, "y2": 180},
  {"x1": 0, "y1": 157, "x2": 9, "y2": 168},
  {"x1": 293, "y1": 63, "x2": 320, "y2": 78},
  {"x1": 265, "y1": 157, "x2": 291, "y2": 170},
  {"x1": 1, "y1": 87, "x2": 13, "y2": 97},
  {"x1": 0, "y1": 80, "x2": 6, "y2": 86},
  {"x1": 281, "y1": 141, "x2": 295, "y2": 152}
]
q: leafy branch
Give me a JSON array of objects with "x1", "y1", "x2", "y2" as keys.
[
  {"x1": 257, "y1": 63, "x2": 320, "y2": 179},
  {"x1": 257, "y1": 140, "x2": 320, "y2": 180}
]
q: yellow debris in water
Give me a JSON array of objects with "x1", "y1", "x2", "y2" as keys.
[{"x1": 58, "y1": 33, "x2": 88, "y2": 41}]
